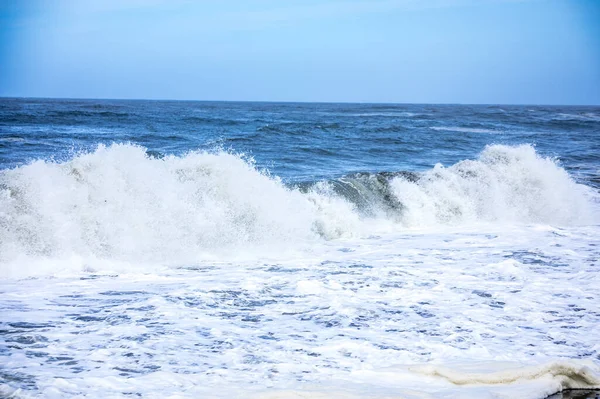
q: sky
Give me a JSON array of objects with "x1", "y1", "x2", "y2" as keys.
[{"x1": 0, "y1": 0, "x2": 599, "y2": 104}]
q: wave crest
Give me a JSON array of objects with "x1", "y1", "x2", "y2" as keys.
[
  {"x1": 390, "y1": 144, "x2": 595, "y2": 226},
  {"x1": 0, "y1": 144, "x2": 356, "y2": 268},
  {"x1": 0, "y1": 144, "x2": 596, "y2": 273}
]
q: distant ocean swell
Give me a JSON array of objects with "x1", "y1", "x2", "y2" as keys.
[{"x1": 0, "y1": 143, "x2": 596, "y2": 273}]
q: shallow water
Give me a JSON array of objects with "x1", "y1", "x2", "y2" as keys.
[{"x1": 1, "y1": 99, "x2": 599, "y2": 398}]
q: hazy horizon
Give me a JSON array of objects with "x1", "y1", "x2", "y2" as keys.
[{"x1": 3, "y1": 95, "x2": 600, "y2": 107}]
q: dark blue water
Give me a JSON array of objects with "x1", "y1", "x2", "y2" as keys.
[
  {"x1": 1, "y1": 98, "x2": 599, "y2": 185},
  {"x1": 2, "y1": 98, "x2": 600, "y2": 399}
]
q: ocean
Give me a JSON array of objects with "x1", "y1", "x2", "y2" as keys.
[{"x1": 1, "y1": 98, "x2": 599, "y2": 398}]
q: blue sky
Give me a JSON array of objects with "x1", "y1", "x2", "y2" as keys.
[{"x1": 1, "y1": 0, "x2": 599, "y2": 104}]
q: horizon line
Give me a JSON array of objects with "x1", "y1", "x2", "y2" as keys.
[{"x1": 1, "y1": 95, "x2": 599, "y2": 107}]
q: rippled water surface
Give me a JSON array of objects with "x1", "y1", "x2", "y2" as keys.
[{"x1": 1, "y1": 99, "x2": 599, "y2": 398}]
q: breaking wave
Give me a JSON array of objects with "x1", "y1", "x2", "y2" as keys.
[
  {"x1": 0, "y1": 144, "x2": 357, "y2": 270},
  {"x1": 0, "y1": 143, "x2": 596, "y2": 272},
  {"x1": 389, "y1": 144, "x2": 596, "y2": 226}
]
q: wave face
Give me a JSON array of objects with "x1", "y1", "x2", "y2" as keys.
[{"x1": 0, "y1": 143, "x2": 596, "y2": 268}]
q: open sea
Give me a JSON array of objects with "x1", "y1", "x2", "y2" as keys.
[{"x1": 1, "y1": 98, "x2": 600, "y2": 399}]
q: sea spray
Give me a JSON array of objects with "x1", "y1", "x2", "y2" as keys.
[
  {"x1": 0, "y1": 143, "x2": 596, "y2": 274},
  {"x1": 0, "y1": 144, "x2": 357, "y2": 268},
  {"x1": 390, "y1": 144, "x2": 595, "y2": 226}
]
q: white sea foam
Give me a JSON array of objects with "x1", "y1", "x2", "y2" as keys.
[
  {"x1": 316, "y1": 111, "x2": 421, "y2": 117},
  {"x1": 0, "y1": 144, "x2": 356, "y2": 276},
  {"x1": 0, "y1": 144, "x2": 596, "y2": 277},
  {"x1": 4, "y1": 360, "x2": 597, "y2": 399},
  {"x1": 554, "y1": 113, "x2": 600, "y2": 122},
  {"x1": 1, "y1": 221, "x2": 599, "y2": 397},
  {"x1": 390, "y1": 144, "x2": 596, "y2": 226},
  {"x1": 252, "y1": 360, "x2": 600, "y2": 399},
  {"x1": 430, "y1": 126, "x2": 497, "y2": 134},
  {"x1": 350, "y1": 112, "x2": 419, "y2": 117},
  {"x1": 0, "y1": 136, "x2": 25, "y2": 142}
]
